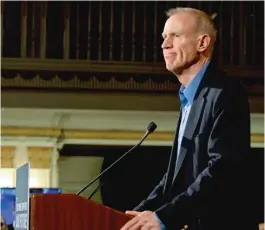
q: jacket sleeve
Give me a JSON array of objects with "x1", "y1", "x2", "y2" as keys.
[
  {"x1": 133, "y1": 173, "x2": 167, "y2": 211},
  {"x1": 155, "y1": 85, "x2": 251, "y2": 229}
]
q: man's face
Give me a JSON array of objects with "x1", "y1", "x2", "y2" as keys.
[
  {"x1": 162, "y1": 12, "x2": 200, "y2": 74},
  {"x1": 0, "y1": 216, "x2": 6, "y2": 230}
]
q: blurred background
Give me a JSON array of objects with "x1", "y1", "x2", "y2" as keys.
[{"x1": 1, "y1": 1, "x2": 264, "y2": 227}]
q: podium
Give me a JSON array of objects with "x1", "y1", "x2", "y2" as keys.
[{"x1": 30, "y1": 194, "x2": 132, "y2": 230}]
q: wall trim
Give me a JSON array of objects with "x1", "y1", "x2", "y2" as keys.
[{"x1": 2, "y1": 126, "x2": 264, "y2": 144}]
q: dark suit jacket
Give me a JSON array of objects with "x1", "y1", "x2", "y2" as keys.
[
  {"x1": 134, "y1": 63, "x2": 258, "y2": 230},
  {"x1": 7, "y1": 224, "x2": 15, "y2": 230}
]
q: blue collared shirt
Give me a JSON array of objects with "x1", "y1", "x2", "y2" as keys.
[
  {"x1": 177, "y1": 61, "x2": 210, "y2": 158},
  {"x1": 155, "y1": 61, "x2": 210, "y2": 230}
]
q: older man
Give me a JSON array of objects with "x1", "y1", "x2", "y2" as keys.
[{"x1": 121, "y1": 7, "x2": 256, "y2": 230}]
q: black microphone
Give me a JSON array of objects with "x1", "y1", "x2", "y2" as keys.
[
  {"x1": 88, "y1": 181, "x2": 104, "y2": 200},
  {"x1": 76, "y1": 122, "x2": 157, "y2": 196}
]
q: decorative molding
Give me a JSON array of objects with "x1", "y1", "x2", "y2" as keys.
[
  {"x1": 1, "y1": 58, "x2": 169, "y2": 74},
  {"x1": 2, "y1": 127, "x2": 60, "y2": 137},
  {"x1": 1, "y1": 73, "x2": 264, "y2": 94},
  {"x1": 2, "y1": 127, "x2": 264, "y2": 144},
  {"x1": 2, "y1": 58, "x2": 264, "y2": 77},
  {"x1": 1, "y1": 58, "x2": 263, "y2": 98},
  {"x1": 1, "y1": 74, "x2": 178, "y2": 92}
]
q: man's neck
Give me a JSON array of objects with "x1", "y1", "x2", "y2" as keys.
[{"x1": 176, "y1": 58, "x2": 210, "y2": 87}]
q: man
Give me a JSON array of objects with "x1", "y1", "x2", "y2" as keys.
[
  {"x1": 0, "y1": 216, "x2": 13, "y2": 230},
  {"x1": 1, "y1": 216, "x2": 7, "y2": 230},
  {"x1": 121, "y1": 7, "x2": 256, "y2": 230}
]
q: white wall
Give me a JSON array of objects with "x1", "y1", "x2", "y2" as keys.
[{"x1": 58, "y1": 156, "x2": 103, "y2": 203}]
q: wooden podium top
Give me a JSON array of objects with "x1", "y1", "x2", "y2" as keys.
[{"x1": 30, "y1": 194, "x2": 132, "y2": 230}]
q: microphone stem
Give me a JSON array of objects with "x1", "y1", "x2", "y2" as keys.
[
  {"x1": 76, "y1": 131, "x2": 149, "y2": 195},
  {"x1": 88, "y1": 181, "x2": 104, "y2": 200}
]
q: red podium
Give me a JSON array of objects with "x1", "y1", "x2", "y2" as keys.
[{"x1": 30, "y1": 194, "x2": 132, "y2": 230}]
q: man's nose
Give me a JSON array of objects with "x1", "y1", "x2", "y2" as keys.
[{"x1": 161, "y1": 38, "x2": 173, "y2": 49}]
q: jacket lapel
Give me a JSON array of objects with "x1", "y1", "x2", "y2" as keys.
[
  {"x1": 162, "y1": 111, "x2": 182, "y2": 201},
  {"x1": 172, "y1": 87, "x2": 208, "y2": 182}
]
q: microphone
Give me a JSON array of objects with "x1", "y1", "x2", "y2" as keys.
[
  {"x1": 88, "y1": 181, "x2": 104, "y2": 200},
  {"x1": 76, "y1": 122, "x2": 157, "y2": 196}
]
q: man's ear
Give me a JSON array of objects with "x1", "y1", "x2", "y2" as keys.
[{"x1": 197, "y1": 34, "x2": 211, "y2": 52}]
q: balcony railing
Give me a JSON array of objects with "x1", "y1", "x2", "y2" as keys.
[
  {"x1": 1, "y1": 1, "x2": 263, "y2": 101},
  {"x1": 1, "y1": 1, "x2": 264, "y2": 67}
]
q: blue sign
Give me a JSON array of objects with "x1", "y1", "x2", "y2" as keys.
[{"x1": 15, "y1": 162, "x2": 30, "y2": 230}]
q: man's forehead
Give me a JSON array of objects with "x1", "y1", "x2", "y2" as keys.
[{"x1": 163, "y1": 12, "x2": 197, "y2": 33}]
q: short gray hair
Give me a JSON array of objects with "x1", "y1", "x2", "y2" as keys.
[{"x1": 166, "y1": 7, "x2": 217, "y2": 46}]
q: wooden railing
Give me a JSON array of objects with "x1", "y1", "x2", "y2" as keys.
[{"x1": 1, "y1": 1, "x2": 264, "y2": 67}]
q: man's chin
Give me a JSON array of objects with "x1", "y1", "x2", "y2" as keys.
[
  {"x1": 166, "y1": 64, "x2": 179, "y2": 74},
  {"x1": 165, "y1": 64, "x2": 174, "y2": 72}
]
